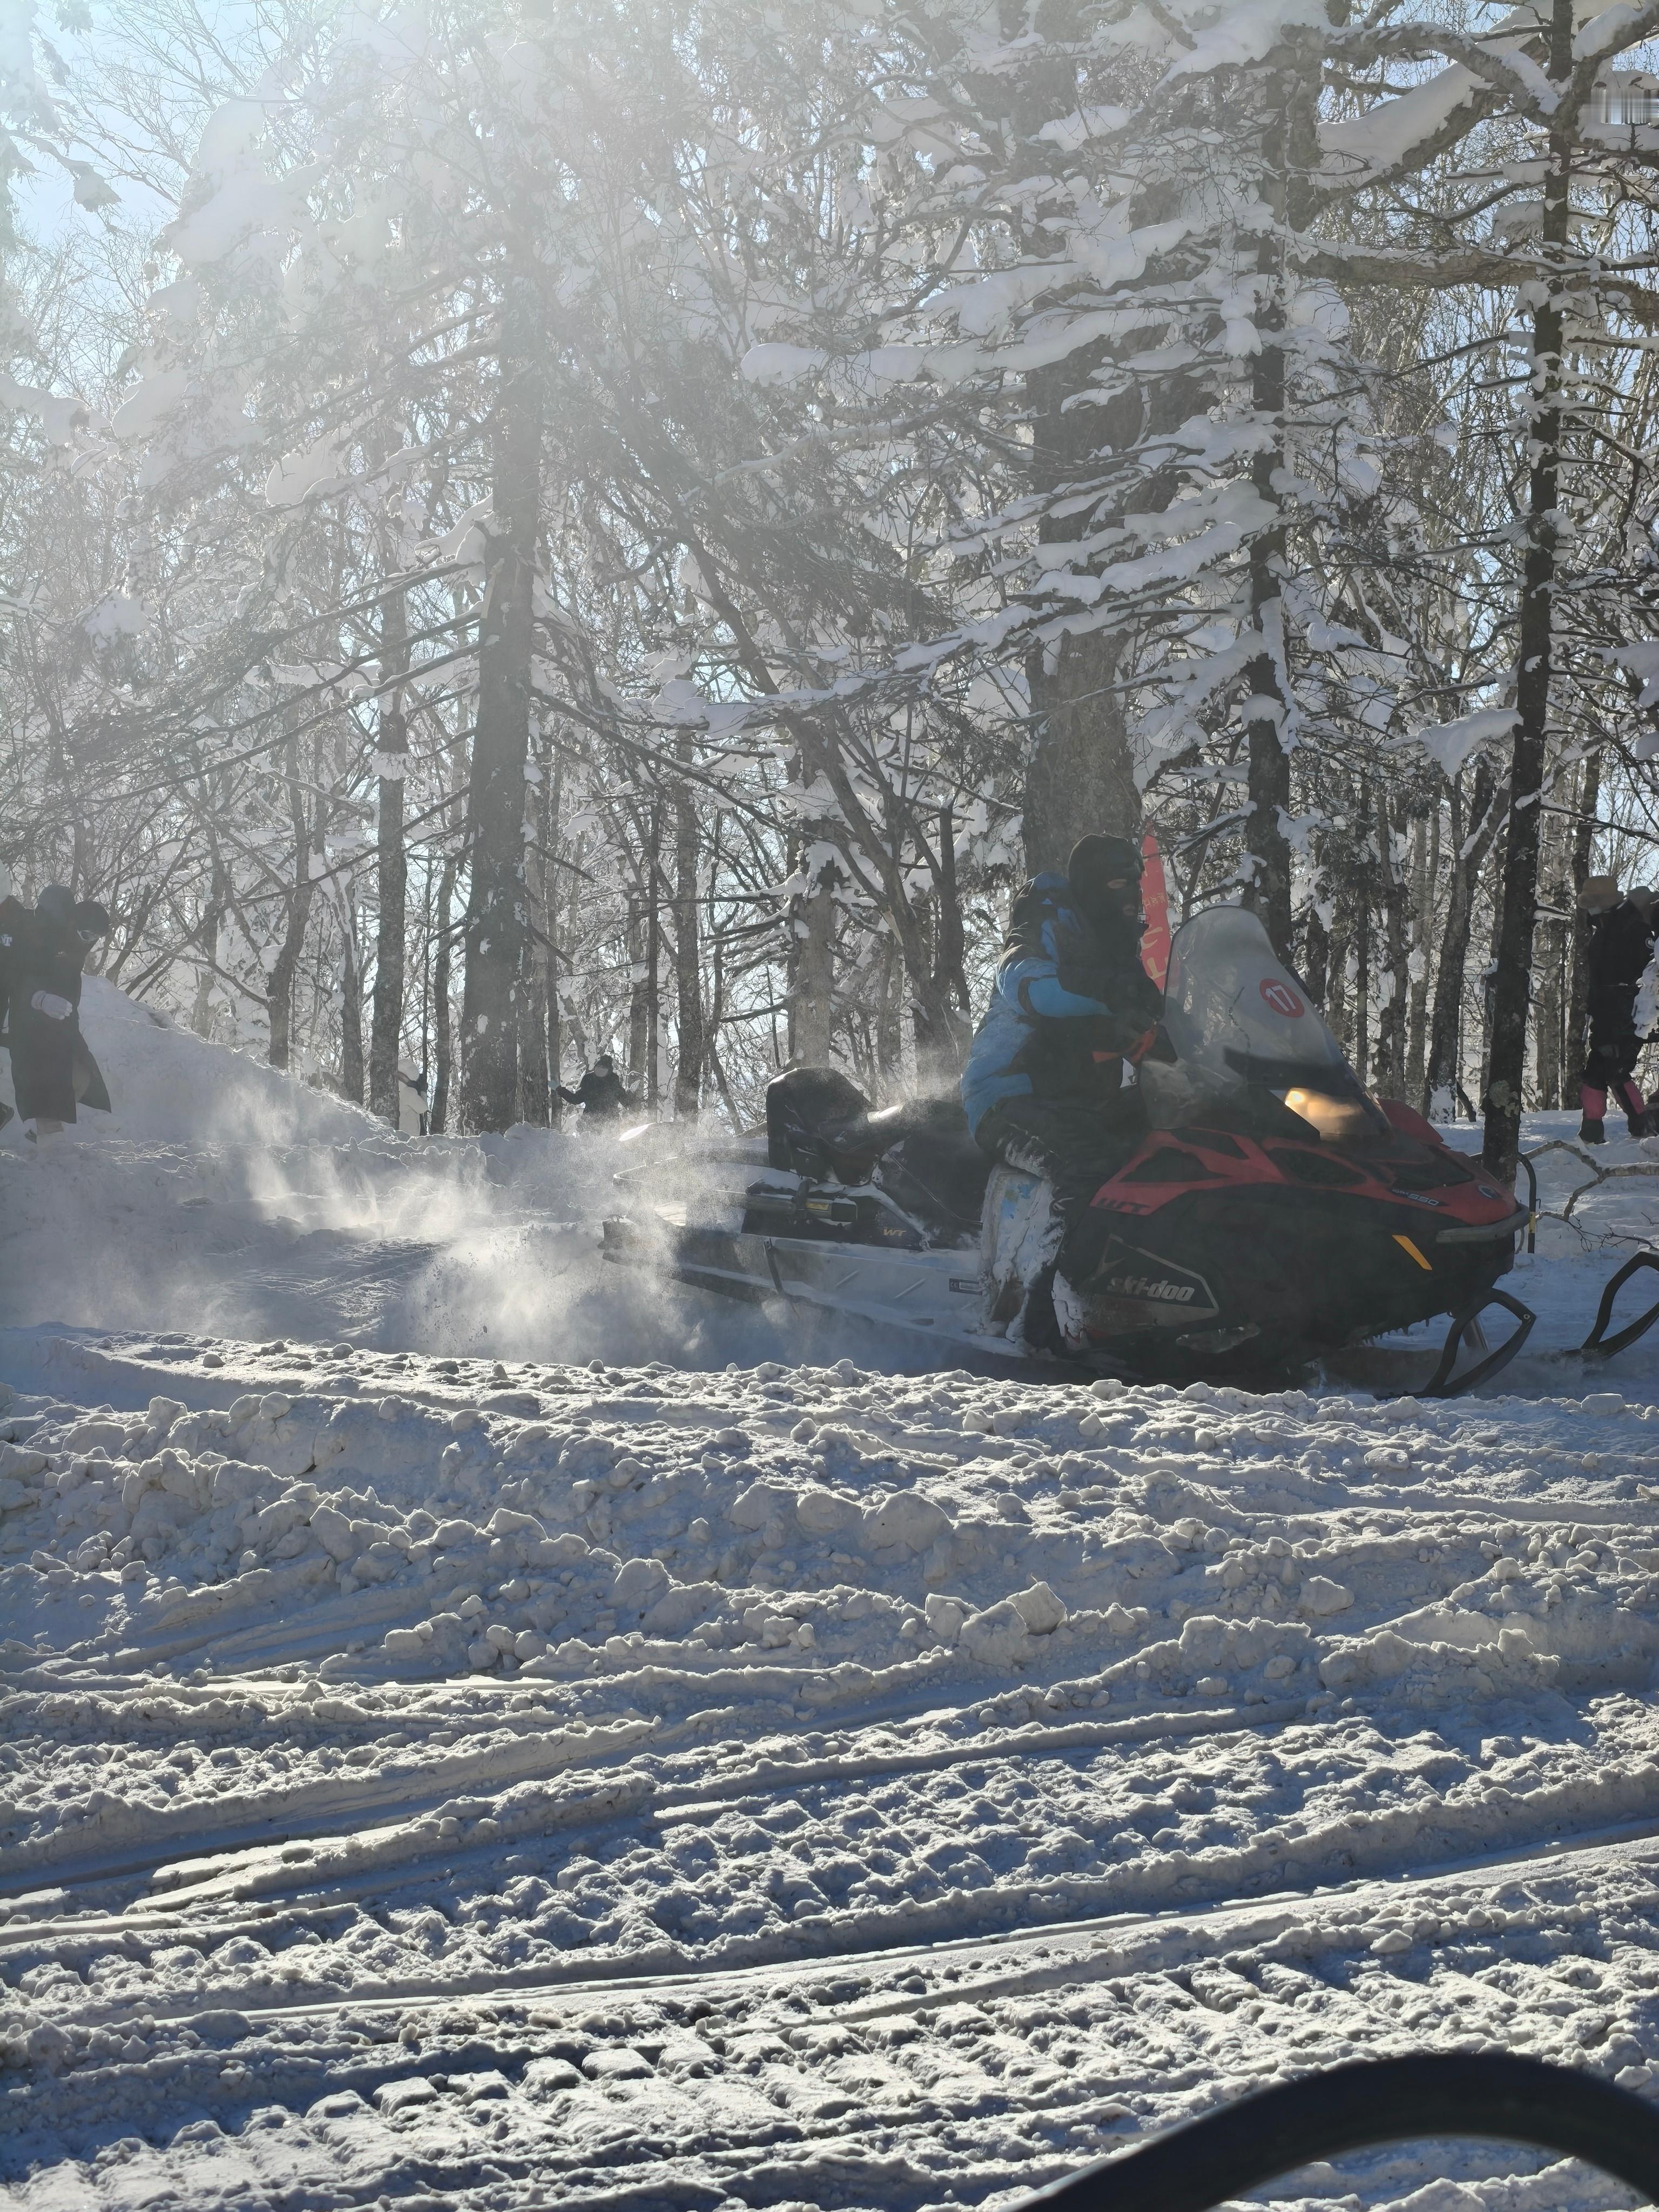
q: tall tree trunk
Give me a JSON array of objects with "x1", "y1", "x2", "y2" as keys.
[
  {"x1": 627, "y1": 893, "x2": 650, "y2": 1094},
  {"x1": 1021, "y1": 353, "x2": 1142, "y2": 869},
  {"x1": 369, "y1": 586, "x2": 409, "y2": 1127},
  {"x1": 1427, "y1": 760, "x2": 1500, "y2": 1116},
  {"x1": 1375, "y1": 790, "x2": 1410, "y2": 1096},
  {"x1": 458, "y1": 262, "x2": 541, "y2": 1133},
  {"x1": 193, "y1": 844, "x2": 227, "y2": 1038},
  {"x1": 267, "y1": 730, "x2": 316, "y2": 1072},
  {"x1": 1239, "y1": 67, "x2": 1311, "y2": 961},
  {"x1": 1405, "y1": 805, "x2": 1437, "y2": 1104},
  {"x1": 1534, "y1": 798, "x2": 1568, "y2": 1109},
  {"x1": 1023, "y1": 630, "x2": 1139, "y2": 874},
  {"x1": 338, "y1": 893, "x2": 365, "y2": 1104},
  {"x1": 673, "y1": 741, "x2": 704, "y2": 1119},
  {"x1": 921, "y1": 804, "x2": 972, "y2": 1084},
  {"x1": 517, "y1": 745, "x2": 552, "y2": 1126},
  {"x1": 1326, "y1": 900, "x2": 1352, "y2": 1054},
  {"x1": 1353, "y1": 875, "x2": 1372, "y2": 1086},
  {"x1": 788, "y1": 829, "x2": 837, "y2": 1065},
  {"x1": 1303, "y1": 861, "x2": 1331, "y2": 1006},
  {"x1": 545, "y1": 751, "x2": 563, "y2": 1122},
  {"x1": 1567, "y1": 746, "x2": 1602, "y2": 1107},
  {"x1": 1483, "y1": 0, "x2": 1570, "y2": 1180},
  {"x1": 1012, "y1": 6, "x2": 1145, "y2": 872},
  {"x1": 645, "y1": 800, "x2": 662, "y2": 1112},
  {"x1": 430, "y1": 850, "x2": 457, "y2": 1135}
]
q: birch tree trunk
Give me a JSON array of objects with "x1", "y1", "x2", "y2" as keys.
[
  {"x1": 458, "y1": 263, "x2": 541, "y2": 1133},
  {"x1": 673, "y1": 739, "x2": 705, "y2": 1118},
  {"x1": 645, "y1": 799, "x2": 662, "y2": 1112},
  {"x1": 1566, "y1": 746, "x2": 1602, "y2": 1106},
  {"x1": 1534, "y1": 800, "x2": 1569, "y2": 1109},
  {"x1": 627, "y1": 892, "x2": 649, "y2": 1094},
  {"x1": 1482, "y1": 0, "x2": 1571, "y2": 1180},
  {"x1": 788, "y1": 810, "x2": 837, "y2": 1067},
  {"x1": 518, "y1": 748, "x2": 552, "y2": 1127},
  {"x1": 1405, "y1": 807, "x2": 1437, "y2": 1104},
  {"x1": 1427, "y1": 760, "x2": 1500, "y2": 1117},
  {"x1": 267, "y1": 728, "x2": 316, "y2": 1073},
  {"x1": 1375, "y1": 790, "x2": 1410, "y2": 1096},
  {"x1": 1239, "y1": 65, "x2": 1314, "y2": 961},
  {"x1": 369, "y1": 585, "x2": 409, "y2": 1127},
  {"x1": 339, "y1": 894, "x2": 364, "y2": 1104},
  {"x1": 429, "y1": 850, "x2": 456, "y2": 1135}
]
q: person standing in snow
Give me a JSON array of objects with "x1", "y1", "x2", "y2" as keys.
[
  {"x1": 1577, "y1": 877, "x2": 1658, "y2": 1144},
  {"x1": 8, "y1": 886, "x2": 113, "y2": 1142},
  {"x1": 961, "y1": 833, "x2": 1163, "y2": 1342},
  {"x1": 557, "y1": 1052, "x2": 636, "y2": 1124}
]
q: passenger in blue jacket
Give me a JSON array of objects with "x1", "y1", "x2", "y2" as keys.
[{"x1": 962, "y1": 833, "x2": 1163, "y2": 1311}]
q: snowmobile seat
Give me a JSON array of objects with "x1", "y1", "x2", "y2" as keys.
[
  {"x1": 764, "y1": 1072, "x2": 991, "y2": 1234},
  {"x1": 864, "y1": 1096, "x2": 993, "y2": 1235}
]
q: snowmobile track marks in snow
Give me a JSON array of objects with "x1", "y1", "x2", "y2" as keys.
[{"x1": 25, "y1": 1817, "x2": 1659, "y2": 2045}]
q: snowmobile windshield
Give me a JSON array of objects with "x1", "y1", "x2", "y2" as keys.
[{"x1": 1139, "y1": 906, "x2": 1387, "y2": 1139}]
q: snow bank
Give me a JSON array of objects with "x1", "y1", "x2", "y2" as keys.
[
  {"x1": 69, "y1": 978, "x2": 383, "y2": 1147},
  {"x1": 0, "y1": 975, "x2": 778, "y2": 1364}
]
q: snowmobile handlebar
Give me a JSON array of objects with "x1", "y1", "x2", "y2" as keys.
[{"x1": 1019, "y1": 2054, "x2": 1659, "y2": 2212}]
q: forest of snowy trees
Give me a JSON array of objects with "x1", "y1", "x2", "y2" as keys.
[{"x1": 8, "y1": 0, "x2": 1659, "y2": 1178}]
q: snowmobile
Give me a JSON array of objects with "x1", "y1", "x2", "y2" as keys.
[{"x1": 602, "y1": 905, "x2": 1535, "y2": 1394}]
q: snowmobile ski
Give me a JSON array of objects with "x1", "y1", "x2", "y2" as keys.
[
  {"x1": 1022, "y1": 2052, "x2": 1659, "y2": 2212},
  {"x1": 1418, "y1": 1289, "x2": 1536, "y2": 1398},
  {"x1": 1580, "y1": 1248, "x2": 1659, "y2": 1361}
]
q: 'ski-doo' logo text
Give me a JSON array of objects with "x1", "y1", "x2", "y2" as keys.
[
  {"x1": 1259, "y1": 978, "x2": 1305, "y2": 1018},
  {"x1": 1106, "y1": 1272, "x2": 1198, "y2": 1305}
]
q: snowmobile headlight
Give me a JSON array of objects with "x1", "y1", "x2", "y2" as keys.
[{"x1": 1281, "y1": 1087, "x2": 1378, "y2": 1142}]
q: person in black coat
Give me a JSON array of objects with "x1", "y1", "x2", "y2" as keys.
[
  {"x1": 1578, "y1": 876, "x2": 1657, "y2": 1143},
  {"x1": 0, "y1": 868, "x2": 24, "y2": 1132},
  {"x1": 557, "y1": 1053, "x2": 636, "y2": 1123},
  {"x1": 8, "y1": 885, "x2": 112, "y2": 1140}
]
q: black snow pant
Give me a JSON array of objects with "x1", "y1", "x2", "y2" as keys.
[
  {"x1": 1582, "y1": 990, "x2": 1647, "y2": 1127},
  {"x1": 9, "y1": 1006, "x2": 108, "y2": 1125},
  {"x1": 975, "y1": 1094, "x2": 1143, "y2": 1268}
]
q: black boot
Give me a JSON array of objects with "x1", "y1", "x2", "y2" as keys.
[
  {"x1": 1020, "y1": 1265, "x2": 1064, "y2": 1355},
  {"x1": 1580, "y1": 1116, "x2": 1606, "y2": 1145}
]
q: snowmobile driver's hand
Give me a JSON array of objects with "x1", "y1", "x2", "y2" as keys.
[{"x1": 30, "y1": 990, "x2": 72, "y2": 1021}]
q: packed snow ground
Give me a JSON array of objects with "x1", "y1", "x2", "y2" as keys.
[{"x1": 9, "y1": 990, "x2": 1659, "y2": 2210}]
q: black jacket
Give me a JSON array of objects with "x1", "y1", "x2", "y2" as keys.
[
  {"x1": 558, "y1": 1067, "x2": 635, "y2": 1117},
  {"x1": 1587, "y1": 901, "x2": 1655, "y2": 1029},
  {"x1": 5, "y1": 902, "x2": 110, "y2": 1122},
  {"x1": 0, "y1": 894, "x2": 24, "y2": 1043}
]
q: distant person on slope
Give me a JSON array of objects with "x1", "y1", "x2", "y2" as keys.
[
  {"x1": 1577, "y1": 877, "x2": 1658, "y2": 1144},
  {"x1": 9, "y1": 886, "x2": 112, "y2": 1143},
  {"x1": 961, "y1": 833, "x2": 1164, "y2": 1343},
  {"x1": 557, "y1": 1053, "x2": 636, "y2": 1124}
]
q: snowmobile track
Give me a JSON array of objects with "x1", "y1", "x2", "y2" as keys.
[
  {"x1": 0, "y1": 1697, "x2": 1310, "y2": 1913},
  {"x1": 30, "y1": 1812, "x2": 1659, "y2": 2043}
]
